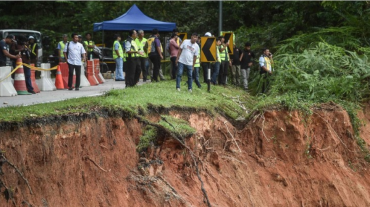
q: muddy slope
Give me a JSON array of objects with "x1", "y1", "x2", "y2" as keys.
[{"x1": 1, "y1": 105, "x2": 370, "y2": 207}]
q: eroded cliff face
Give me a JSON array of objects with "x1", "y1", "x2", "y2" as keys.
[{"x1": 1, "y1": 105, "x2": 370, "y2": 207}]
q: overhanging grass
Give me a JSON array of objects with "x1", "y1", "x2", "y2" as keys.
[{"x1": 0, "y1": 80, "x2": 256, "y2": 122}]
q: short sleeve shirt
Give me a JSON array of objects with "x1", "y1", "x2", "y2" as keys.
[
  {"x1": 63, "y1": 41, "x2": 86, "y2": 65},
  {"x1": 178, "y1": 39, "x2": 199, "y2": 66},
  {"x1": 0, "y1": 40, "x2": 8, "y2": 62}
]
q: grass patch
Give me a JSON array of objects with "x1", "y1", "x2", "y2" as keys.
[
  {"x1": 0, "y1": 80, "x2": 256, "y2": 123},
  {"x1": 158, "y1": 115, "x2": 196, "y2": 138},
  {"x1": 137, "y1": 125, "x2": 157, "y2": 152}
]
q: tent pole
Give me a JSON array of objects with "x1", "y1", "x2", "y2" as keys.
[{"x1": 102, "y1": 31, "x2": 104, "y2": 46}]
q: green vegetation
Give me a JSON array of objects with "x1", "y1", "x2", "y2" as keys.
[
  {"x1": 0, "y1": 81, "x2": 255, "y2": 122},
  {"x1": 137, "y1": 125, "x2": 157, "y2": 152},
  {"x1": 158, "y1": 115, "x2": 196, "y2": 138}
]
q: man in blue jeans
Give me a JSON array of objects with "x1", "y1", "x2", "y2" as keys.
[
  {"x1": 113, "y1": 34, "x2": 125, "y2": 81},
  {"x1": 175, "y1": 33, "x2": 200, "y2": 93}
]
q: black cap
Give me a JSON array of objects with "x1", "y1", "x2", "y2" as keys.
[
  {"x1": 245, "y1": 42, "x2": 251, "y2": 47},
  {"x1": 6, "y1": 34, "x2": 14, "y2": 39}
]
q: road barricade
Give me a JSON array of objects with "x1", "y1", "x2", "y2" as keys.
[
  {"x1": 38, "y1": 63, "x2": 56, "y2": 91},
  {"x1": 80, "y1": 64, "x2": 90, "y2": 87},
  {"x1": 0, "y1": 66, "x2": 17, "y2": 96},
  {"x1": 93, "y1": 59, "x2": 104, "y2": 84},
  {"x1": 14, "y1": 58, "x2": 31, "y2": 95},
  {"x1": 30, "y1": 64, "x2": 40, "y2": 93},
  {"x1": 86, "y1": 60, "x2": 99, "y2": 86}
]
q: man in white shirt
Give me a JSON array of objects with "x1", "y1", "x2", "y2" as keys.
[
  {"x1": 175, "y1": 33, "x2": 200, "y2": 92},
  {"x1": 63, "y1": 33, "x2": 86, "y2": 91}
]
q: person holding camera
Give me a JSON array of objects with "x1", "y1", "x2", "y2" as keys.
[
  {"x1": 16, "y1": 36, "x2": 35, "y2": 94},
  {"x1": 259, "y1": 48, "x2": 273, "y2": 93}
]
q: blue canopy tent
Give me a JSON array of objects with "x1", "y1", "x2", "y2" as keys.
[{"x1": 93, "y1": 4, "x2": 176, "y2": 32}]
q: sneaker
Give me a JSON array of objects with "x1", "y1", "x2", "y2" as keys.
[
  {"x1": 75, "y1": 88, "x2": 79, "y2": 91},
  {"x1": 68, "y1": 87, "x2": 73, "y2": 90},
  {"x1": 188, "y1": 89, "x2": 192, "y2": 93},
  {"x1": 28, "y1": 91, "x2": 36, "y2": 94},
  {"x1": 177, "y1": 88, "x2": 180, "y2": 92}
]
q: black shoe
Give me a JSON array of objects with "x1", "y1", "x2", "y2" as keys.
[
  {"x1": 75, "y1": 88, "x2": 79, "y2": 91},
  {"x1": 28, "y1": 91, "x2": 36, "y2": 94},
  {"x1": 68, "y1": 87, "x2": 73, "y2": 90}
]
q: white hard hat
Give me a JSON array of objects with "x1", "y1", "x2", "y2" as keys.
[
  {"x1": 28, "y1": 36, "x2": 34, "y2": 39},
  {"x1": 204, "y1": 32, "x2": 212, "y2": 37}
]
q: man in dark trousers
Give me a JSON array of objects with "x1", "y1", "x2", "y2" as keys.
[
  {"x1": 63, "y1": 33, "x2": 86, "y2": 91},
  {"x1": 124, "y1": 29, "x2": 142, "y2": 87},
  {"x1": 17, "y1": 36, "x2": 35, "y2": 94},
  {"x1": 239, "y1": 42, "x2": 255, "y2": 91},
  {"x1": 230, "y1": 43, "x2": 241, "y2": 86},
  {"x1": 146, "y1": 29, "x2": 163, "y2": 82},
  {"x1": 0, "y1": 35, "x2": 20, "y2": 66},
  {"x1": 218, "y1": 35, "x2": 231, "y2": 86}
]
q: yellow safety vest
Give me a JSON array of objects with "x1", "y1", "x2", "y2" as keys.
[
  {"x1": 84, "y1": 40, "x2": 94, "y2": 52},
  {"x1": 263, "y1": 56, "x2": 271, "y2": 71},
  {"x1": 194, "y1": 54, "x2": 200, "y2": 67},
  {"x1": 219, "y1": 45, "x2": 228, "y2": 61},
  {"x1": 125, "y1": 38, "x2": 139, "y2": 58},
  {"x1": 113, "y1": 40, "x2": 123, "y2": 59},
  {"x1": 135, "y1": 37, "x2": 147, "y2": 58},
  {"x1": 30, "y1": 43, "x2": 37, "y2": 56},
  {"x1": 216, "y1": 46, "x2": 221, "y2": 63},
  {"x1": 59, "y1": 41, "x2": 67, "y2": 58}
]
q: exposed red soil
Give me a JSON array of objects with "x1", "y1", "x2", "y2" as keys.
[{"x1": 1, "y1": 104, "x2": 370, "y2": 207}]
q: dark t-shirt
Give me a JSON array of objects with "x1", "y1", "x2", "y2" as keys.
[
  {"x1": 240, "y1": 49, "x2": 255, "y2": 69},
  {"x1": 231, "y1": 47, "x2": 241, "y2": 65},
  {"x1": 0, "y1": 39, "x2": 8, "y2": 62}
]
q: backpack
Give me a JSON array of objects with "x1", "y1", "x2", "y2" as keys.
[{"x1": 144, "y1": 37, "x2": 156, "y2": 54}]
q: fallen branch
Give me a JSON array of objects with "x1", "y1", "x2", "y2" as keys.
[
  {"x1": 85, "y1": 156, "x2": 109, "y2": 172},
  {"x1": 1, "y1": 154, "x2": 33, "y2": 195}
]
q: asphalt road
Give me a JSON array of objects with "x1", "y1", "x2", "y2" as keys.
[{"x1": 0, "y1": 79, "x2": 146, "y2": 108}]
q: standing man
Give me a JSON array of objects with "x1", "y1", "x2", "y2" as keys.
[
  {"x1": 124, "y1": 29, "x2": 142, "y2": 87},
  {"x1": 17, "y1": 36, "x2": 35, "y2": 94},
  {"x1": 28, "y1": 36, "x2": 38, "y2": 65},
  {"x1": 63, "y1": 33, "x2": 86, "y2": 91},
  {"x1": 57, "y1": 34, "x2": 68, "y2": 63},
  {"x1": 259, "y1": 48, "x2": 273, "y2": 93},
  {"x1": 135, "y1": 30, "x2": 148, "y2": 82},
  {"x1": 0, "y1": 35, "x2": 20, "y2": 66},
  {"x1": 147, "y1": 29, "x2": 163, "y2": 82},
  {"x1": 211, "y1": 37, "x2": 222, "y2": 85},
  {"x1": 218, "y1": 36, "x2": 231, "y2": 86},
  {"x1": 239, "y1": 42, "x2": 255, "y2": 91},
  {"x1": 231, "y1": 43, "x2": 241, "y2": 86},
  {"x1": 176, "y1": 33, "x2": 200, "y2": 93},
  {"x1": 169, "y1": 33, "x2": 180, "y2": 80},
  {"x1": 84, "y1": 33, "x2": 95, "y2": 60},
  {"x1": 113, "y1": 34, "x2": 124, "y2": 81}
]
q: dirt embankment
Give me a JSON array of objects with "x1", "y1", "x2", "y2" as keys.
[{"x1": 1, "y1": 105, "x2": 370, "y2": 207}]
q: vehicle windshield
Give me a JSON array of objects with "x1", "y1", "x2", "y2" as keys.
[{"x1": 4, "y1": 31, "x2": 42, "y2": 48}]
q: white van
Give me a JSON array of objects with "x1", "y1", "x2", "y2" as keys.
[{"x1": 0, "y1": 29, "x2": 43, "y2": 67}]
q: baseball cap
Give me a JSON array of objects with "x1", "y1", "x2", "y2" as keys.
[
  {"x1": 28, "y1": 36, "x2": 34, "y2": 39},
  {"x1": 204, "y1": 32, "x2": 212, "y2": 37},
  {"x1": 6, "y1": 34, "x2": 15, "y2": 40}
]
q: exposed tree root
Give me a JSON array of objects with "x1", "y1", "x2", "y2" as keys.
[{"x1": 84, "y1": 156, "x2": 109, "y2": 172}]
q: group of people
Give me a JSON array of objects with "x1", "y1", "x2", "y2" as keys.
[
  {"x1": 0, "y1": 28, "x2": 273, "y2": 95},
  {"x1": 0, "y1": 34, "x2": 39, "y2": 94}
]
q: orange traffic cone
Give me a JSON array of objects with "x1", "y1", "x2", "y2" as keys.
[
  {"x1": 14, "y1": 58, "x2": 31, "y2": 95},
  {"x1": 30, "y1": 63, "x2": 40, "y2": 93},
  {"x1": 55, "y1": 65, "x2": 64, "y2": 90}
]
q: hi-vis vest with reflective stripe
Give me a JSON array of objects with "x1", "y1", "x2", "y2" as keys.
[
  {"x1": 30, "y1": 43, "x2": 37, "y2": 57},
  {"x1": 84, "y1": 40, "x2": 94, "y2": 52},
  {"x1": 59, "y1": 41, "x2": 67, "y2": 58},
  {"x1": 219, "y1": 44, "x2": 228, "y2": 61},
  {"x1": 135, "y1": 37, "x2": 147, "y2": 58},
  {"x1": 263, "y1": 56, "x2": 271, "y2": 71},
  {"x1": 125, "y1": 38, "x2": 139, "y2": 58},
  {"x1": 113, "y1": 40, "x2": 123, "y2": 59},
  {"x1": 216, "y1": 45, "x2": 221, "y2": 63},
  {"x1": 194, "y1": 54, "x2": 200, "y2": 67}
]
